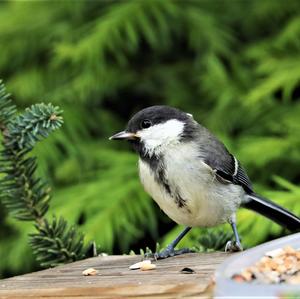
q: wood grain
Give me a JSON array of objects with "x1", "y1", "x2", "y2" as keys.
[{"x1": 0, "y1": 252, "x2": 229, "y2": 298}]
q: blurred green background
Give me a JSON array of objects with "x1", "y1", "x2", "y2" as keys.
[{"x1": 1, "y1": 0, "x2": 300, "y2": 278}]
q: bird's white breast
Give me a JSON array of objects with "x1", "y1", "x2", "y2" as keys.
[{"x1": 138, "y1": 142, "x2": 244, "y2": 227}]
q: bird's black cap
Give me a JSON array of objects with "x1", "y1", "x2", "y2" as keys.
[
  {"x1": 109, "y1": 105, "x2": 198, "y2": 154},
  {"x1": 126, "y1": 105, "x2": 191, "y2": 133}
]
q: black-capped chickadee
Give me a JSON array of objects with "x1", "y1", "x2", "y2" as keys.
[{"x1": 110, "y1": 105, "x2": 300, "y2": 258}]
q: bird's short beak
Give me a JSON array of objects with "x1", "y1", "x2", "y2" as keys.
[{"x1": 109, "y1": 131, "x2": 139, "y2": 141}]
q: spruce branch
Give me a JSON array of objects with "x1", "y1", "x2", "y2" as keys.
[
  {"x1": 30, "y1": 217, "x2": 85, "y2": 267},
  {"x1": 0, "y1": 80, "x2": 16, "y2": 127},
  {"x1": 0, "y1": 102, "x2": 63, "y2": 221},
  {"x1": 8, "y1": 103, "x2": 63, "y2": 149},
  {"x1": 0, "y1": 80, "x2": 94, "y2": 267},
  {"x1": 195, "y1": 230, "x2": 233, "y2": 252}
]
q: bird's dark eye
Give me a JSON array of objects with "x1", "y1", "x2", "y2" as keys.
[{"x1": 140, "y1": 119, "x2": 152, "y2": 129}]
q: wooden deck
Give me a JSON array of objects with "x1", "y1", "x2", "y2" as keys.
[{"x1": 0, "y1": 252, "x2": 229, "y2": 298}]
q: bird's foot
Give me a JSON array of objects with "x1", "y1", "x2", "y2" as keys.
[
  {"x1": 155, "y1": 247, "x2": 193, "y2": 259},
  {"x1": 145, "y1": 246, "x2": 194, "y2": 260},
  {"x1": 225, "y1": 240, "x2": 243, "y2": 252}
]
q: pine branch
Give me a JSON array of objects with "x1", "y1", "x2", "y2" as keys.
[
  {"x1": 8, "y1": 103, "x2": 63, "y2": 149},
  {"x1": 0, "y1": 80, "x2": 16, "y2": 127},
  {"x1": 29, "y1": 217, "x2": 85, "y2": 267},
  {"x1": 194, "y1": 229, "x2": 233, "y2": 252},
  {"x1": 0, "y1": 80, "x2": 94, "y2": 268},
  {"x1": 0, "y1": 102, "x2": 63, "y2": 221}
]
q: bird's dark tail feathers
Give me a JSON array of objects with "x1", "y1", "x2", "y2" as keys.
[{"x1": 243, "y1": 193, "x2": 300, "y2": 231}]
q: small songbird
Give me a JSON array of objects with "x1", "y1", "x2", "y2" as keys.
[{"x1": 110, "y1": 105, "x2": 300, "y2": 258}]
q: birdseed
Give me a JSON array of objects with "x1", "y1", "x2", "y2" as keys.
[
  {"x1": 82, "y1": 268, "x2": 98, "y2": 276},
  {"x1": 232, "y1": 246, "x2": 300, "y2": 284},
  {"x1": 129, "y1": 259, "x2": 152, "y2": 270},
  {"x1": 140, "y1": 263, "x2": 157, "y2": 271}
]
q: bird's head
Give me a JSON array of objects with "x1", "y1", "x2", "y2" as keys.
[{"x1": 109, "y1": 106, "x2": 196, "y2": 158}]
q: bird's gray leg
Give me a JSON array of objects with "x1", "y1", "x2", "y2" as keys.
[
  {"x1": 225, "y1": 215, "x2": 243, "y2": 252},
  {"x1": 150, "y1": 227, "x2": 193, "y2": 259}
]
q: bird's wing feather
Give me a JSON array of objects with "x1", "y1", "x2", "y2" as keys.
[
  {"x1": 212, "y1": 155, "x2": 253, "y2": 193},
  {"x1": 198, "y1": 129, "x2": 253, "y2": 193}
]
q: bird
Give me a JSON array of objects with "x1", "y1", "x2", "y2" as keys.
[{"x1": 109, "y1": 105, "x2": 300, "y2": 258}]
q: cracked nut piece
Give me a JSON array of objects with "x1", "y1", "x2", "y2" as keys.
[
  {"x1": 129, "y1": 260, "x2": 152, "y2": 270},
  {"x1": 82, "y1": 268, "x2": 98, "y2": 276},
  {"x1": 140, "y1": 263, "x2": 156, "y2": 271}
]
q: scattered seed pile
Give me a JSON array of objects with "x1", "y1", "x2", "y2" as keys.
[{"x1": 232, "y1": 246, "x2": 300, "y2": 284}]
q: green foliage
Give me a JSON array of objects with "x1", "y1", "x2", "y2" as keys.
[
  {"x1": 194, "y1": 230, "x2": 234, "y2": 253},
  {"x1": 9, "y1": 104, "x2": 63, "y2": 149},
  {"x1": 0, "y1": 82, "x2": 63, "y2": 221},
  {"x1": 1, "y1": 0, "x2": 300, "y2": 278},
  {"x1": 30, "y1": 217, "x2": 85, "y2": 267},
  {"x1": 0, "y1": 82, "x2": 16, "y2": 126},
  {"x1": 0, "y1": 80, "x2": 90, "y2": 272}
]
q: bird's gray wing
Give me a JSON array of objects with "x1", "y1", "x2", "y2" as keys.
[
  {"x1": 207, "y1": 153, "x2": 253, "y2": 193},
  {"x1": 199, "y1": 130, "x2": 253, "y2": 193}
]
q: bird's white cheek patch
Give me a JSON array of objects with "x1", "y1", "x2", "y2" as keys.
[{"x1": 137, "y1": 119, "x2": 185, "y2": 156}]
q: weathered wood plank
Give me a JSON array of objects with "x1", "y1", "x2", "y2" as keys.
[{"x1": 0, "y1": 252, "x2": 229, "y2": 298}]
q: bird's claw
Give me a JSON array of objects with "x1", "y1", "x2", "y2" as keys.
[
  {"x1": 145, "y1": 246, "x2": 194, "y2": 260},
  {"x1": 225, "y1": 240, "x2": 243, "y2": 252}
]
